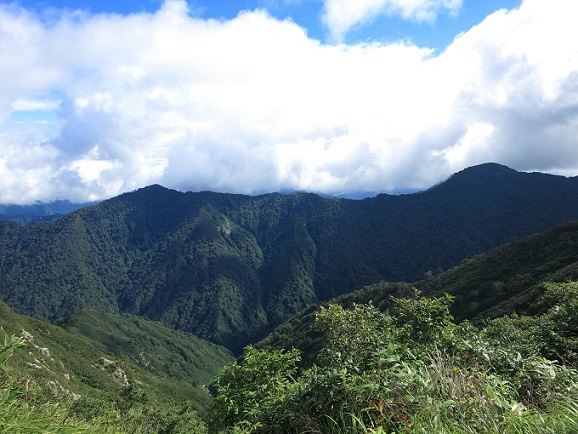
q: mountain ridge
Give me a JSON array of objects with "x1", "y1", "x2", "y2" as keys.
[{"x1": 1, "y1": 163, "x2": 578, "y2": 352}]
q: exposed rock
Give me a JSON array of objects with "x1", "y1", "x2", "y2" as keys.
[
  {"x1": 218, "y1": 217, "x2": 233, "y2": 236},
  {"x1": 112, "y1": 367, "x2": 129, "y2": 386},
  {"x1": 30, "y1": 357, "x2": 52, "y2": 372},
  {"x1": 20, "y1": 329, "x2": 34, "y2": 342},
  {"x1": 99, "y1": 357, "x2": 115, "y2": 368},
  {"x1": 45, "y1": 380, "x2": 60, "y2": 397},
  {"x1": 98, "y1": 357, "x2": 130, "y2": 386},
  {"x1": 45, "y1": 379, "x2": 82, "y2": 401}
]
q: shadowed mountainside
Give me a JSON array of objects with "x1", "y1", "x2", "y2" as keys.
[
  {"x1": 1, "y1": 163, "x2": 577, "y2": 352},
  {"x1": 259, "y1": 220, "x2": 578, "y2": 366}
]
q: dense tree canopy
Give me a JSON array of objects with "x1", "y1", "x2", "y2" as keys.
[{"x1": 1, "y1": 164, "x2": 578, "y2": 353}]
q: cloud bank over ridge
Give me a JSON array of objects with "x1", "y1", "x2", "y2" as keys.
[{"x1": 0, "y1": 0, "x2": 577, "y2": 203}]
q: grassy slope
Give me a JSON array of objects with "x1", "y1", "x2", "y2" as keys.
[
  {"x1": 57, "y1": 309, "x2": 233, "y2": 387},
  {"x1": 0, "y1": 301, "x2": 233, "y2": 412}
]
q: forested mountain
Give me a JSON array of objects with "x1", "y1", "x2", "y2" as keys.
[
  {"x1": 1, "y1": 163, "x2": 578, "y2": 352},
  {"x1": 337, "y1": 220, "x2": 578, "y2": 322},
  {"x1": 259, "y1": 220, "x2": 578, "y2": 366}
]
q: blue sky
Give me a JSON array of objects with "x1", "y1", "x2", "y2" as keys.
[
  {"x1": 1, "y1": 0, "x2": 577, "y2": 203},
  {"x1": 15, "y1": 0, "x2": 522, "y2": 48}
]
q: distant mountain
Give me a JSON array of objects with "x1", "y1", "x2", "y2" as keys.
[
  {"x1": 1, "y1": 163, "x2": 578, "y2": 353},
  {"x1": 319, "y1": 188, "x2": 421, "y2": 199},
  {"x1": 0, "y1": 200, "x2": 93, "y2": 224}
]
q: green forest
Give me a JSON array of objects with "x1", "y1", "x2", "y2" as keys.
[
  {"x1": 1, "y1": 163, "x2": 578, "y2": 353},
  {"x1": 2, "y1": 163, "x2": 578, "y2": 432}
]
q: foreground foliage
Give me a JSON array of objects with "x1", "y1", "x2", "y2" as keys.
[
  {"x1": 210, "y1": 282, "x2": 578, "y2": 433},
  {"x1": 3, "y1": 282, "x2": 578, "y2": 433}
]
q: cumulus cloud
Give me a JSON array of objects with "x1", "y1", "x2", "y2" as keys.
[
  {"x1": 322, "y1": 0, "x2": 462, "y2": 42},
  {"x1": 0, "y1": 0, "x2": 577, "y2": 203}
]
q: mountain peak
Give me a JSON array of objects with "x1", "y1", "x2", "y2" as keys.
[
  {"x1": 453, "y1": 162, "x2": 516, "y2": 177},
  {"x1": 426, "y1": 163, "x2": 518, "y2": 193}
]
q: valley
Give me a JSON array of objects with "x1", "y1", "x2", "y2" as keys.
[{"x1": 1, "y1": 163, "x2": 578, "y2": 432}]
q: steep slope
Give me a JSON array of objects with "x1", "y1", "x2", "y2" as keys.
[
  {"x1": 260, "y1": 220, "x2": 578, "y2": 365},
  {"x1": 1, "y1": 163, "x2": 578, "y2": 352},
  {"x1": 57, "y1": 309, "x2": 234, "y2": 387},
  {"x1": 334, "y1": 220, "x2": 578, "y2": 323},
  {"x1": 419, "y1": 220, "x2": 578, "y2": 321},
  {"x1": 0, "y1": 301, "x2": 233, "y2": 412}
]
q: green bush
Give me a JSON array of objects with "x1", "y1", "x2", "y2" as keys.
[
  {"x1": 209, "y1": 285, "x2": 578, "y2": 433},
  {"x1": 209, "y1": 345, "x2": 301, "y2": 433}
]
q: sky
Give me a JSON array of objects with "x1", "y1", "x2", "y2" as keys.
[{"x1": 1, "y1": 0, "x2": 578, "y2": 204}]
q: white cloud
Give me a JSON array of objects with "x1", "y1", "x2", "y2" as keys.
[
  {"x1": 0, "y1": 0, "x2": 577, "y2": 203},
  {"x1": 12, "y1": 98, "x2": 61, "y2": 111},
  {"x1": 322, "y1": 0, "x2": 462, "y2": 42}
]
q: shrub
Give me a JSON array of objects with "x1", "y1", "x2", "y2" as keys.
[
  {"x1": 209, "y1": 285, "x2": 578, "y2": 433},
  {"x1": 209, "y1": 345, "x2": 301, "y2": 433}
]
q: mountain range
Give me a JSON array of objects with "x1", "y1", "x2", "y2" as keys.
[
  {"x1": 1, "y1": 162, "x2": 577, "y2": 353},
  {"x1": 0, "y1": 200, "x2": 92, "y2": 224}
]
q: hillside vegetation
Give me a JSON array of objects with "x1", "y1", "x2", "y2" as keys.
[
  {"x1": 0, "y1": 302, "x2": 233, "y2": 432},
  {"x1": 4, "y1": 281, "x2": 578, "y2": 433},
  {"x1": 211, "y1": 282, "x2": 578, "y2": 433},
  {"x1": 2, "y1": 191, "x2": 578, "y2": 431},
  {"x1": 1, "y1": 163, "x2": 578, "y2": 352},
  {"x1": 58, "y1": 309, "x2": 233, "y2": 387},
  {"x1": 260, "y1": 220, "x2": 578, "y2": 366}
]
